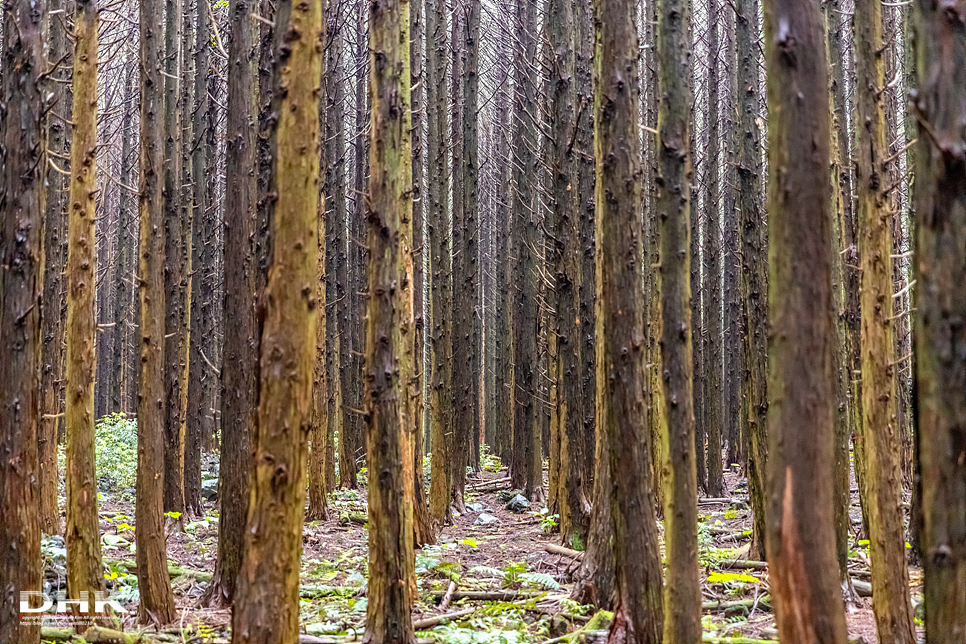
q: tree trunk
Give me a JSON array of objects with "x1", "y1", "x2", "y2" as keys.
[
  {"x1": 703, "y1": 0, "x2": 724, "y2": 499},
  {"x1": 510, "y1": 0, "x2": 543, "y2": 502},
  {"x1": 426, "y1": 0, "x2": 453, "y2": 528},
  {"x1": 39, "y1": 0, "x2": 71, "y2": 536},
  {"x1": 363, "y1": 0, "x2": 418, "y2": 635},
  {"x1": 113, "y1": 67, "x2": 137, "y2": 419},
  {"x1": 64, "y1": 0, "x2": 109, "y2": 624},
  {"x1": 657, "y1": 0, "x2": 700, "y2": 638},
  {"x1": 162, "y1": 0, "x2": 187, "y2": 516},
  {"x1": 136, "y1": 0, "x2": 178, "y2": 621},
  {"x1": 854, "y1": 0, "x2": 916, "y2": 633},
  {"x1": 761, "y1": 0, "x2": 848, "y2": 637},
  {"x1": 200, "y1": 0, "x2": 258, "y2": 608},
  {"x1": 0, "y1": 0, "x2": 47, "y2": 639},
  {"x1": 230, "y1": 0, "x2": 321, "y2": 639},
  {"x1": 912, "y1": 0, "x2": 966, "y2": 639},
  {"x1": 736, "y1": 0, "x2": 767, "y2": 562},
  {"x1": 595, "y1": 0, "x2": 665, "y2": 638}
]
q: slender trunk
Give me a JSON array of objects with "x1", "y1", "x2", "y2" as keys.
[
  {"x1": 201, "y1": 0, "x2": 258, "y2": 608},
  {"x1": 426, "y1": 0, "x2": 452, "y2": 527},
  {"x1": 657, "y1": 0, "x2": 700, "y2": 636},
  {"x1": 912, "y1": 0, "x2": 966, "y2": 639},
  {"x1": 363, "y1": 0, "x2": 417, "y2": 634},
  {"x1": 136, "y1": 0, "x2": 178, "y2": 621},
  {"x1": 64, "y1": 1, "x2": 109, "y2": 624},
  {"x1": 761, "y1": 0, "x2": 848, "y2": 637},
  {"x1": 163, "y1": 0, "x2": 187, "y2": 515},
  {"x1": 39, "y1": 0, "x2": 71, "y2": 536},
  {"x1": 230, "y1": 0, "x2": 321, "y2": 639},
  {"x1": 0, "y1": 0, "x2": 47, "y2": 640},
  {"x1": 113, "y1": 68, "x2": 136, "y2": 419},
  {"x1": 736, "y1": 0, "x2": 767, "y2": 562},
  {"x1": 595, "y1": 0, "x2": 665, "y2": 638},
  {"x1": 703, "y1": 0, "x2": 724, "y2": 499}
]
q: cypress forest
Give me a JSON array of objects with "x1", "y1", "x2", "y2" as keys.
[{"x1": 1, "y1": 0, "x2": 965, "y2": 640}]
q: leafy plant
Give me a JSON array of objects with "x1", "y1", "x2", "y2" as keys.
[{"x1": 92, "y1": 413, "x2": 139, "y2": 492}]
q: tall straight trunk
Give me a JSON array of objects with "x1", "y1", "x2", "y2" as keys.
[
  {"x1": 0, "y1": 0, "x2": 46, "y2": 640},
  {"x1": 595, "y1": 0, "x2": 665, "y2": 638},
  {"x1": 855, "y1": 0, "x2": 916, "y2": 633},
  {"x1": 308, "y1": 7, "x2": 330, "y2": 523},
  {"x1": 201, "y1": 0, "x2": 258, "y2": 608},
  {"x1": 230, "y1": 0, "x2": 321, "y2": 639},
  {"x1": 64, "y1": 0, "x2": 108, "y2": 621},
  {"x1": 39, "y1": 0, "x2": 70, "y2": 536},
  {"x1": 363, "y1": 0, "x2": 418, "y2": 635},
  {"x1": 136, "y1": 0, "x2": 178, "y2": 622},
  {"x1": 510, "y1": 0, "x2": 542, "y2": 501},
  {"x1": 690, "y1": 174, "x2": 706, "y2": 493},
  {"x1": 163, "y1": 0, "x2": 187, "y2": 515},
  {"x1": 113, "y1": 67, "x2": 136, "y2": 418},
  {"x1": 411, "y1": 0, "x2": 434, "y2": 547},
  {"x1": 549, "y1": 0, "x2": 589, "y2": 546},
  {"x1": 657, "y1": 0, "x2": 700, "y2": 637},
  {"x1": 736, "y1": 0, "x2": 767, "y2": 562},
  {"x1": 452, "y1": 0, "x2": 480, "y2": 507},
  {"x1": 912, "y1": 0, "x2": 966, "y2": 639},
  {"x1": 761, "y1": 0, "x2": 848, "y2": 638},
  {"x1": 185, "y1": 0, "x2": 210, "y2": 519},
  {"x1": 824, "y1": 0, "x2": 855, "y2": 593},
  {"x1": 323, "y1": 1, "x2": 345, "y2": 498},
  {"x1": 449, "y1": 6, "x2": 467, "y2": 511},
  {"x1": 426, "y1": 0, "x2": 452, "y2": 527},
  {"x1": 703, "y1": 0, "x2": 724, "y2": 498},
  {"x1": 575, "y1": 0, "x2": 596, "y2": 489}
]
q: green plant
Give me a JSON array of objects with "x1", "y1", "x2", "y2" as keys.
[{"x1": 92, "y1": 413, "x2": 139, "y2": 492}]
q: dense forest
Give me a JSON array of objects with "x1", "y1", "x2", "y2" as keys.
[{"x1": 0, "y1": 0, "x2": 964, "y2": 641}]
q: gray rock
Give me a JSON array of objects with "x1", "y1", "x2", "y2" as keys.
[
  {"x1": 467, "y1": 502, "x2": 484, "y2": 512},
  {"x1": 475, "y1": 512, "x2": 499, "y2": 525},
  {"x1": 504, "y1": 494, "x2": 530, "y2": 513},
  {"x1": 201, "y1": 479, "x2": 219, "y2": 502}
]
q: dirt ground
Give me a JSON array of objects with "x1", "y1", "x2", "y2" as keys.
[{"x1": 74, "y1": 462, "x2": 921, "y2": 643}]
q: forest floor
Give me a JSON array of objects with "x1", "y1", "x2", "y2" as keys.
[{"x1": 41, "y1": 456, "x2": 921, "y2": 644}]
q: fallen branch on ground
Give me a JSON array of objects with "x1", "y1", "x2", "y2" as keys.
[{"x1": 543, "y1": 543, "x2": 584, "y2": 561}]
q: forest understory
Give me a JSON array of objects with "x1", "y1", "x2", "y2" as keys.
[{"x1": 37, "y1": 452, "x2": 915, "y2": 644}]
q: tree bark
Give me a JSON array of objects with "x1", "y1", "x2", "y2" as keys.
[
  {"x1": 230, "y1": 0, "x2": 321, "y2": 639},
  {"x1": 736, "y1": 0, "x2": 767, "y2": 562},
  {"x1": 136, "y1": 0, "x2": 179, "y2": 621},
  {"x1": 595, "y1": 0, "x2": 665, "y2": 638},
  {"x1": 64, "y1": 0, "x2": 109, "y2": 626},
  {"x1": 201, "y1": 0, "x2": 258, "y2": 609},
  {"x1": 657, "y1": 0, "x2": 701, "y2": 637},
  {"x1": 0, "y1": 0, "x2": 47, "y2": 639},
  {"x1": 363, "y1": 0, "x2": 418, "y2": 636},
  {"x1": 912, "y1": 0, "x2": 966, "y2": 639},
  {"x1": 761, "y1": 0, "x2": 848, "y2": 638}
]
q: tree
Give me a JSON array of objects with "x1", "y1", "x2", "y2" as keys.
[
  {"x1": 136, "y1": 0, "x2": 179, "y2": 622},
  {"x1": 657, "y1": 0, "x2": 700, "y2": 636},
  {"x1": 854, "y1": 0, "x2": 916, "y2": 635},
  {"x1": 201, "y1": 0, "x2": 259, "y2": 608},
  {"x1": 736, "y1": 0, "x2": 767, "y2": 563},
  {"x1": 40, "y1": 0, "x2": 72, "y2": 535},
  {"x1": 65, "y1": 0, "x2": 109, "y2": 623},
  {"x1": 548, "y1": 0, "x2": 590, "y2": 547},
  {"x1": 230, "y1": 0, "x2": 321, "y2": 639},
  {"x1": 761, "y1": 0, "x2": 848, "y2": 638},
  {"x1": 912, "y1": 0, "x2": 966, "y2": 638},
  {"x1": 0, "y1": 0, "x2": 46, "y2": 640},
  {"x1": 594, "y1": 0, "x2": 665, "y2": 637},
  {"x1": 363, "y1": 0, "x2": 418, "y2": 634},
  {"x1": 163, "y1": 0, "x2": 188, "y2": 516},
  {"x1": 510, "y1": 0, "x2": 543, "y2": 501},
  {"x1": 427, "y1": 0, "x2": 453, "y2": 529}
]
